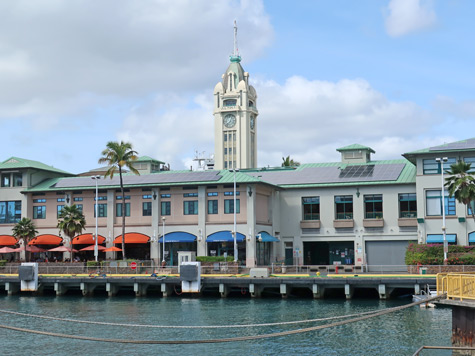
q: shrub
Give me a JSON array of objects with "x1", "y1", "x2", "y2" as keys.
[
  {"x1": 0, "y1": 260, "x2": 6, "y2": 266},
  {"x1": 196, "y1": 256, "x2": 235, "y2": 263},
  {"x1": 405, "y1": 243, "x2": 475, "y2": 265}
]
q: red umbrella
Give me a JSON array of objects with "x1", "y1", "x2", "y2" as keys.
[
  {"x1": 103, "y1": 246, "x2": 122, "y2": 252},
  {"x1": 48, "y1": 246, "x2": 78, "y2": 253},
  {"x1": 79, "y1": 245, "x2": 106, "y2": 252}
]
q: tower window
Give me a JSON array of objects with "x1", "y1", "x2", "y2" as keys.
[{"x1": 223, "y1": 99, "x2": 237, "y2": 107}]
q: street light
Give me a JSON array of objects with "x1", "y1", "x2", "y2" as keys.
[
  {"x1": 91, "y1": 175, "x2": 100, "y2": 262},
  {"x1": 230, "y1": 169, "x2": 239, "y2": 262},
  {"x1": 162, "y1": 216, "x2": 166, "y2": 265},
  {"x1": 435, "y1": 157, "x2": 448, "y2": 264}
]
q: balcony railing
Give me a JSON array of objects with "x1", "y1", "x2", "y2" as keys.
[
  {"x1": 303, "y1": 213, "x2": 320, "y2": 220},
  {"x1": 400, "y1": 211, "x2": 417, "y2": 218},
  {"x1": 336, "y1": 212, "x2": 353, "y2": 220}
]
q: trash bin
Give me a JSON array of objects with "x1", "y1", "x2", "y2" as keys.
[{"x1": 420, "y1": 267, "x2": 427, "y2": 275}]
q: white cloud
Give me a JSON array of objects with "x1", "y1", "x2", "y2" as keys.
[
  {"x1": 0, "y1": 0, "x2": 273, "y2": 122},
  {"x1": 255, "y1": 76, "x2": 436, "y2": 166},
  {"x1": 384, "y1": 0, "x2": 437, "y2": 37}
]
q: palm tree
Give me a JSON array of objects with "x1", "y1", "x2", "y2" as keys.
[
  {"x1": 98, "y1": 141, "x2": 139, "y2": 260},
  {"x1": 445, "y1": 160, "x2": 475, "y2": 220},
  {"x1": 57, "y1": 205, "x2": 86, "y2": 263},
  {"x1": 281, "y1": 156, "x2": 301, "y2": 167},
  {"x1": 12, "y1": 218, "x2": 38, "y2": 262}
]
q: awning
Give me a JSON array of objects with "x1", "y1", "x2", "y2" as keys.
[
  {"x1": 206, "y1": 231, "x2": 245, "y2": 243},
  {"x1": 158, "y1": 232, "x2": 196, "y2": 243},
  {"x1": 28, "y1": 234, "x2": 62, "y2": 246},
  {"x1": 469, "y1": 232, "x2": 475, "y2": 243},
  {"x1": 427, "y1": 234, "x2": 457, "y2": 244},
  {"x1": 0, "y1": 235, "x2": 18, "y2": 246},
  {"x1": 72, "y1": 233, "x2": 105, "y2": 245},
  {"x1": 257, "y1": 231, "x2": 279, "y2": 242},
  {"x1": 114, "y1": 233, "x2": 150, "y2": 244}
]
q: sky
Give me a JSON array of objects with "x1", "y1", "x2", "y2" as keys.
[{"x1": 1, "y1": 0, "x2": 474, "y2": 174}]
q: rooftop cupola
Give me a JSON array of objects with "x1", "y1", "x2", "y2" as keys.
[{"x1": 336, "y1": 144, "x2": 375, "y2": 164}]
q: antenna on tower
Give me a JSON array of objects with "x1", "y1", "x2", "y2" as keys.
[{"x1": 230, "y1": 20, "x2": 241, "y2": 62}]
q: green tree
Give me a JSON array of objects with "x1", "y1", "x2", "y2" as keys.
[
  {"x1": 445, "y1": 160, "x2": 475, "y2": 220},
  {"x1": 57, "y1": 205, "x2": 86, "y2": 263},
  {"x1": 98, "y1": 141, "x2": 139, "y2": 260},
  {"x1": 281, "y1": 156, "x2": 301, "y2": 167},
  {"x1": 12, "y1": 218, "x2": 38, "y2": 262}
]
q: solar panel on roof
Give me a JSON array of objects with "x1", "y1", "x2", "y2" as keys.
[
  {"x1": 54, "y1": 171, "x2": 221, "y2": 188},
  {"x1": 430, "y1": 138, "x2": 475, "y2": 151},
  {"x1": 249, "y1": 164, "x2": 405, "y2": 185}
]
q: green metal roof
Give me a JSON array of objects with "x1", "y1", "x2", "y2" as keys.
[
  {"x1": 135, "y1": 156, "x2": 165, "y2": 164},
  {"x1": 24, "y1": 169, "x2": 269, "y2": 193},
  {"x1": 0, "y1": 157, "x2": 73, "y2": 175},
  {"x1": 403, "y1": 137, "x2": 475, "y2": 164},
  {"x1": 336, "y1": 144, "x2": 375, "y2": 153}
]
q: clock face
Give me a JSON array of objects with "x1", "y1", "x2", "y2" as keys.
[
  {"x1": 250, "y1": 116, "x2": 255, "y2": 130},
  {"x1": 223, "y1": 114, "x2": 236, "y2": 128}
]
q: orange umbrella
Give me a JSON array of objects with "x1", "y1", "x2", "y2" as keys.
[
  {"x1": 79, "y1": 245, "x2": 106, "y2": 252},
  {"x1": 103, "y1": 246, "x2": 122, "y2": 252}
]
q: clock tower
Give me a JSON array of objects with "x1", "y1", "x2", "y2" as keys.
[{"x1": 213, "y1": 21, "x2": 258, "y2": 170}]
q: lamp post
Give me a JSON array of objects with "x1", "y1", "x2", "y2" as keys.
[
  {"x1": 231, "y1": 169, "x2": 239, "y2": 262},
  {"x1": 435, "y1": 157, "x2": 448, "y2": 264},
  {"x1": 91, "y1": 175, "x2": 100, "y2": 262},
  {"x1": 162, "y1": 217, "x2": 166, "y2": 265}
]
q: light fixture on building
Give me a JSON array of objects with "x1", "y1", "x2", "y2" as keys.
[
  {"x1": 356, "y1": 188, "x2": 360, "y2": 198},
  {"x1": 66, "y1": 194, "x2": 70, "y2": 204},
  {"x1": 153, "y1": 192, "x2": 157, "y2": 200},
  {"x1": 248, "y1": 186, "x2": 253, "y2": 197}
]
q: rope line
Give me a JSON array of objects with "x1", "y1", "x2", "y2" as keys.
[
  {"x1": 0, "y1": 294, "x2": 445, "y2": 344},
  {"x1": 0, "y1": 306, "x2": 402, "y2": 329}
]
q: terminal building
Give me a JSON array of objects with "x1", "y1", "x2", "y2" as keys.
[{"x1": 1, "y1": 29, "x2": 475, "y2": 269}]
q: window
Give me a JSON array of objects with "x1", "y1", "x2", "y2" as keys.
[
  {"x1": 224, "y1": 191, "x2": 240, "y2": 196},
  {"x1": 223, "y1": 99, "x2": 237, "y2": 107},
  {"x1": 33, "y1": 206, "x2": 46, "y2": 219},
  {"x1": 207, "y1": 192, "x2": 218, "y2": 197},
  {"x1": 143, "y1": 202, "x2": 152, "y2": 216},
  {"x1": 94, "y1": 204, "x2": 107, "y2": 217},
  {"x1": 302, "y1": 197, "x2": 320, "y2": 220},
  {"x1": 74, "y1": 197, "x2": 83, "y2": 202},
  {"x1": 224, "y1": 199, "x2": 240, "y2": 214},
  {"x1": 1, "y1": 173, "x2": 10, "y2": 187},
  {"x1": 116, "y1": 196, "x2": 130, "y2": 200},
  {"x1": 426, "y1": 190, "x2": 456, "y2": 216},
  {"x1": 364, "y1": 194, "x2": 383, "y2": 219},
  {"x1": 75, "y1": 204, "x2": 83, "y2": 213},
  {"x1": 33, "y1": 199, "x2": 46, "y2": 203},
  {"x1": 464, "y1": 157, "x2": 475, "y2": 173},
  {"x1": 57, "y1": 205, "x2": 64, "y2": 218},
  {"x1": 161, "y1": 201, "x2": 171, "y2": 216},
  {"x1": 116, "y1": 203, "x2": 130, "y2": 217},
  {"x1": 184, "y1": 201, "x2": 198, "y2": 215},
  {"x1": 183, "y1": 193, "x2": 198, "y2": 197},
  {"x1": 335, "y1": 195, "x2": 353, "y2": 219},
  {"x1": 399, "y1": 193, "x2": 417, "y2": 218},
  {"x1": 423, "y1": 158, "x2": 456, "y2": 174},
  {"x1": 94, "y1": 196, "x2": 107, "y2": 201},
  {"x1": 57, "y1": 198, "x2": 65, "y2": 202},
  {"x1": 208, "y1": 200, "x2": 218, "y2": 214},
  {"x1": 73, "y1": 191, "x2": 82, "y2": 195},
  {"x1": 161, "y1": 194, "x2": 171, "y2": 198},
  {"x1": 0, "y1": 201, "x2": 21, "y2": 224},
  {"x1": 13, "y1": 173, "x2": 22, "y2": 187},
  {"x1": 142, "y1": 195, "x2": 152, "y2": 199}
]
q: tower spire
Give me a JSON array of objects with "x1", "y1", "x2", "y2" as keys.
[{"x1": 230, "y1": 20, "x2": 241, "y2": 62}]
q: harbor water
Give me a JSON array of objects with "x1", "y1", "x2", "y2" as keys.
[{"x1": 0, "y1": 295, "x2": 451, "y2": 356}]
